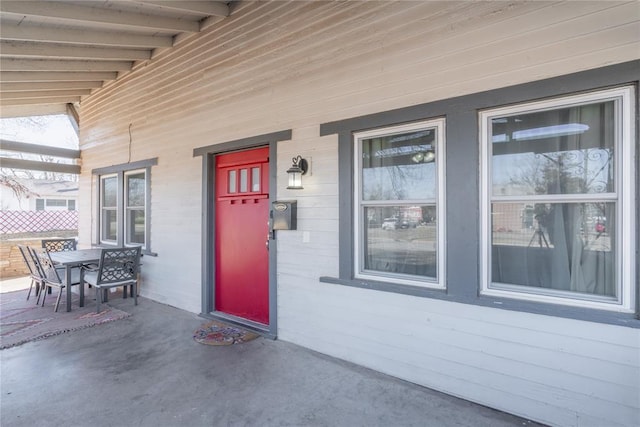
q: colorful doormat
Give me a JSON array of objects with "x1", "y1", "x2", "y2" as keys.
[
  {"x1": 1, "y1": 289, "x2": 131, "y2": 350},
  {"x1": 193, "y1": 320, "x2": 260, "y2": 346}
]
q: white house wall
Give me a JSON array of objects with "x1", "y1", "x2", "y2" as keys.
[{"x1": 78, "y1": 2, "x2": 640, "y2": 426}]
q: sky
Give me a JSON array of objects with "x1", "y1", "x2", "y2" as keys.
[
  {"x1": 0, "y1": 114, "x2": 79, "y2": 180},
  {"x1": 0, "y1": 114, "x2": 78, "y2": 149}
]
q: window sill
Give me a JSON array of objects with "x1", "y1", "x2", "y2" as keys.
[
  {"x1": 319, "y1": 276, "x2": 448, "y2": 300},
  {"x1": 319, "y1": 276, "x2": 640, "y2": 328}
]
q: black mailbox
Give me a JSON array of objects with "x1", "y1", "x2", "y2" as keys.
[{"x1": 272, "y1": 200, "x2": 297, "y2": 230}]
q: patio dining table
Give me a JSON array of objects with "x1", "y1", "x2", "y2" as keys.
[{"x1": 50, "y1": 248, "x2": 102, "y2": 312}]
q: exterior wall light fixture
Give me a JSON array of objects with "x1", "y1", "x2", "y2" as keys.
[{"x1": 286, "y1": 155, "x2": 308, "y2": 189}]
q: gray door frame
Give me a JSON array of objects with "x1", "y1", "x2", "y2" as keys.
[{"x1": 193, "y1": 130, "x2": 292, "y2": 339}]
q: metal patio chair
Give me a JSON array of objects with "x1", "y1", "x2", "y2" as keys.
[
  {"x1": 33, "y1": 248, "x2": 83, "y2": 312},
  {"x1": 41, "y1": 238, "x2": 77, "y2": 252},
  {"x1": 17, "y1": 245, "x2": 44, "y2": 301},
  {"x1": 83, "y1": 247, "x2": 141, "y2": 313},
  {"x1": 40, "y1": 239, "x2": 78, "y2": 294}
]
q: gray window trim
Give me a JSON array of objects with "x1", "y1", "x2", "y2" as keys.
[
  {"x1": 319, "y1": 60, "x2": 639, "y2": 328},
  {"x1": 92, "y1": 158, "x2": 157, "y2": 256}
]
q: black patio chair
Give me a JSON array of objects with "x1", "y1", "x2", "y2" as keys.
[
  {"x1": 83, "y1": 247, "x2": 141, "y2": 313},
  {"x1": 17, "y1": 245, "x2": 43, "y2": 301},
  {"x1": 33, "y1": 248, "x2": 84, "y2": 312}
]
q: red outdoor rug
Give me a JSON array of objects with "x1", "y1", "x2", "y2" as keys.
[{"x1": 0, "y1": 288, "x2": 131, "y2": 349}]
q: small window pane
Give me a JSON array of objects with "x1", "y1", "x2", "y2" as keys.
[
  {"x1": 35, "y1": 199, "x2": 45, "y2": 210},
  {"x1": 102, "y1": 176, "x2": 117, "y2": 207},
  {"x1": 102, "y1": 209, "x2": 117, "y2": 241},
  {"x1": 491, "y1": 202, "x2": 615, "y2": 297},
  {"x1": 46, "y1": 199, "x2": 66, "y2": 207},
  {"x1": 240, "y1": 169, "x2": 248, "y2": 192},
  {"x1": 126, "y1": 172, "x2": 145, "y2": 207},
  {"x1": 361, "y1": 129, "x2": 437, "y2": 201},
  {"x1": 228, "y1": 170, "x2": 237, "y2": 193},
  {"x1": 363, "y1": 205, "x2": 437, "y2": 279},
  {"x1": 126, "y1": 209, "x2": 145, "y2": 245},
  {"x1": 251, "y1": 167, "x2": 260, "y2": 192},
  {"x1": 491, "y1": 101, "x2": 615, "y2": 196},
  {"x1": 68, "y1": 200, "x2": 76, "y2": 211}
]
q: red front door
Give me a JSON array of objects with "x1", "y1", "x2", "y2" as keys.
[{"x1": 215, "y1": 147, "x2": 270, "y2": 324}]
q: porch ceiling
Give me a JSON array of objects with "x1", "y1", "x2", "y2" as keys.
[{"x1": 0, "y1": 0, "x2": 231, "y2": 118}]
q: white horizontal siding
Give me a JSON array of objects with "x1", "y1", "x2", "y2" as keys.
[
  {"x1": 78, "y1": 1, "x2": 640, "y2": 426},
  {"x1": 277, "y1": 283, "x2": 640, "y2": 427}
]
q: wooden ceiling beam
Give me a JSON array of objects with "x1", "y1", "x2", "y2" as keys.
[
  {"x1": 0, "y1": 1, "x2": 199, "y2": 32},
  {"x1": 0, "y1": 157, "x2": 80, "y2": 175},
  {"x1": 0, "y1": 81, "x2": 102, "y2": 92},
  {"x1": 0, "y1": 96, "x2": 82, "y2": 106},
  {"x1": 0, "y1": 71, "x2": 118, "y2": 83},
  {"x1": 0, "y1": 89, "x2": 92, "y2": 100},
  {"x1": 0, "y1": 59, "x2": 133, "y2": 72},
  {"x1": 0, "y1": 23, "x2": 174, "y2": 48},
  {"x1": 140, "y1": 1, "x2": 229, "y2": 17},
  {"x1": 0, "y1": 139, "x2": 80, "y2": 159},
  {"x1": 0, "y1": 41, "x2": 152, "y2": 61}
]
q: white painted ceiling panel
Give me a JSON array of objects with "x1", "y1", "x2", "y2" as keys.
[{"x1": 0, "y1": 0, "x2": 231, "y2": 117}]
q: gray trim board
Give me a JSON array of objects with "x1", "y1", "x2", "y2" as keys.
[
  {"x1": 196, "y1": 129, "x2": 292, "y2": 339},
  {"x1": 319, "y1": 60, "x2": 639, "y2": 328},
  {"x1": 193, "y1": 130, "x2": 292, "y2": 157},
  {"x1": 91, "y1": 157, "x2": 158, "y2": 175}
]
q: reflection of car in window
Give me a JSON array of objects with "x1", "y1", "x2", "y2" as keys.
[{"x1": 381, "y1": 218, "x2": 398, "y2": 230}]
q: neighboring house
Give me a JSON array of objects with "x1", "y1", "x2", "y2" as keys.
[
  {"x1": 3, "y1": 2, "x2": 639, "y2": 426},
  {"x1": 0, "y1": 179, "x2": 78, "y2": 211}
]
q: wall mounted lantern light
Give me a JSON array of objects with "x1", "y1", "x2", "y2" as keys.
[{"x1": 286, "y1": 155, "x2": 308, "y2": 189}]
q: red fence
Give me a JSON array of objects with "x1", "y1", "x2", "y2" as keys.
[{"x1": 0, "y1": 210, "x2": 78, "y2": 234}]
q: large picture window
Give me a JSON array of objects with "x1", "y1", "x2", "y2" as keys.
[
  {"x1": 354, "y1": 119, "x2": 446, "y2": 288},
  {"x1": 480, "y1": 87, "x2": 635, "y2": 311}
]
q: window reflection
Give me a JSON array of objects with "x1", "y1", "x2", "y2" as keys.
[
  {"x1": 488, "y1": 97, "x2": 620, "y2": 300},
  {"x1": 362, "y1": 129, "x2": 436, "y2": 201},
  {"x1": 357, "y1": 120, "x2": 443, "y2": 286},
  {"x1": 491, "y1": 202, "x2": 615, "y2": 297},
  {"x1": 363, "y1": 206, "x2": 437, "y2": 279},
  {"x1": 127, "y1": 173, "x2": 145, "y2": 206},
  {"x1": 491, "y1": 101, "x2": 615, "y2": 196}
]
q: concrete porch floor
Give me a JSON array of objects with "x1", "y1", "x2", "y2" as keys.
[{"x1": 1, "y1": 277, "x2": 542, "y2": 427}]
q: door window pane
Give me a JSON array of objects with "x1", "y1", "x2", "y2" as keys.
[
  {"x1": 251, "y1": 167, "x2": 260, "y2": 192},
  {"x1": 228, "y1": 170, "x2": 237, "y2": 193},
  {"x1": 240, "y1": 169, "x2": 248, "y2": 192}
]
